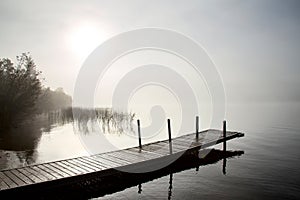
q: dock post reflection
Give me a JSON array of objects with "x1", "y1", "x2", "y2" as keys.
[
  {"x1": 138, "y1": 183, "x2": 142, "y2": 194},
  {"x1": 222, "y1": 157, "x2": 227, "y2": 175},
  {"x1": 168, "y1": 173, "x2": 173, "y2": 200}
]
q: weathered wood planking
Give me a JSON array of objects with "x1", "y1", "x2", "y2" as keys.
[{"x1": 0, "y1": 130, "x2": 244, "y2": 192}]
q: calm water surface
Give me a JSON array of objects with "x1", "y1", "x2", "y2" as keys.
[
  {"x1": 94, "y1": 102, "x2": 300, "y2": 200},
  {"x1": 1, "y1": 103, "x2": 300, "y2": 199}
]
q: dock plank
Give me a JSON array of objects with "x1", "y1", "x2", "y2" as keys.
[
  {"x1": 65, "y1": 159, "x2": 95, "y2": 173},
  {"x1": 159, "y1": 141, "x2": 188, "y2": 151},
  {"x1": 3, "y1": 171, "x2": 26, "y2": 186},
  {"x1": 48, "y1": 163, "x2": 74, "y2": 177},
  {"x1": 76, "y1": 157, "x2": 105, "y2": 170},
  {"x1": 60, "y1": 160, "x2": 86, "y2": 174},
  {"x1": 141, "y1": 144, "x2": 171, "y2": 155},
  {"x1": 51, "y1": 162, "x2": 79, "y2": 176},
  {"x1": 94, "y1": 154, "x2": 127, "y2": 167},
  {"x1": 113, "y1": 151, "x2": 149, "y2": 162},
  {"x1": 128, "y1": 148, "x2": 163, "y2": 158},
  {"x1": 10, "y1": 169, "x2": 33, "y2": 185},
  {"x1": 80, "y1": 157, "x2": 111, "y2": 170},
  {"x1": 37, "y1": 165, "x2": 63, "y2": 179},
  {"x1": 30, "y1": 166, "x2": 56, "y2": 181},
  {"x1": 91, "y1": 155, "x2": 122, "y2": 168},
  {"x1": 25, "y1": 167, "x2": 48, "y2": 182},
  {"x1": 108, "y1": 151, "x2": 141, "y2": 164},
  {"x1": 17, "y1": 168, "x2": 43, "y2": 183},
  {"x1": 122, "y1": 149, "x2": 155, "y2": 160},
  {"x1": 69, "y1": 158, "x2": 100, "y2": 171},
  {"x1": 143, "y1": 142, "x2": 178, "y2": 154},
  {"x1": 100, "y1": 153, "x2": 132, "y2": 166},
  {"x1": 145, "y1": 143, "x2": 175, "y2": 154},
  {"x1": 0, "y1": 176, "x2": 9, "y2": 190},
  {"x1": 43, "y1": 163, "x2": 70, "y2": 178},
  {"x1": 0, "y1": 171, "x2": 18, "y2": 188}
]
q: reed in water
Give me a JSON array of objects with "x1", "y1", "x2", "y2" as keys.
[{"x1": 47, "y1": 107, "x2": 136, "y2": 134}]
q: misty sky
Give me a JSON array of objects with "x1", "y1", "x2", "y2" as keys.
[{"x1": 0, "y1": 0, "x2": 299, "y2": 104}]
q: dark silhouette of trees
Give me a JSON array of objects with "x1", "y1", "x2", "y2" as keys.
[{"x1": 0, "y1": 53, "x2": 42, "y2": 129}]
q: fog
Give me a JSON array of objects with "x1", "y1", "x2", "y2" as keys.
[{"x1": 0, "y1": 0, "x2": 299, "y2": 104}]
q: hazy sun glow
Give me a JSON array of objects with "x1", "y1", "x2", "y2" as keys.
[{"x1": 68, "y1": 24, "x2": 106, "y2": 59}]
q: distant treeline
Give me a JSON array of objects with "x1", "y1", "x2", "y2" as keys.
[
  {"x1": 36, "y1": 87, "x2": 72, "y2": 114},
  {"x1": 0, "y1": 53, "x2": 71, "y2": 129}
]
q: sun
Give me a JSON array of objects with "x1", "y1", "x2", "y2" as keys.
[{"x1": 68, "y1": 24, "x2": 106, "y2": 59}]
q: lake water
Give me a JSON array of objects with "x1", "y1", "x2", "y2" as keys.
[
  {"x1": 1, "y1": 102, "x2": 300, "y2": 199},
  {"x1": 94, "y1": 102, "x2": 300, "y2": 200}
]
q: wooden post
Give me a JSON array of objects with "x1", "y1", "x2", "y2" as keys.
[
  {"x1": 196, "y1": 116, "x2": 199, "y2": 139},
  {"x1": 137, "y1": 119, "x2": 142, "y2": 149},
  {"x1": 167, "y1": 119, "x2": 173, "y2": 154},
  {"x1": 167, "y1": 119, "x2": 172, "y2": 142},
  {"x1": 223, "y1": 120, "x2": 226, "y2": 152}
]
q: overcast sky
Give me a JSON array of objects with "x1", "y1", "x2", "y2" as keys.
[{"x1": 0, "y1": 0, "x2": 299, "y2": 104}]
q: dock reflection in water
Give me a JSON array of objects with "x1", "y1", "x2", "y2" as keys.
[{"x1": 96, "y1": 149, "x2": 243, "y2": 200}]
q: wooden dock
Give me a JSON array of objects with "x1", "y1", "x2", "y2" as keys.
[{"x1": 0, "y1": 128, "x2": 244, "y2": 196}]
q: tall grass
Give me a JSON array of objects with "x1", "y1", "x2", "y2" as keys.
[{"x1": 47, "y1": 107, "x2": 135, "y2": 134}]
